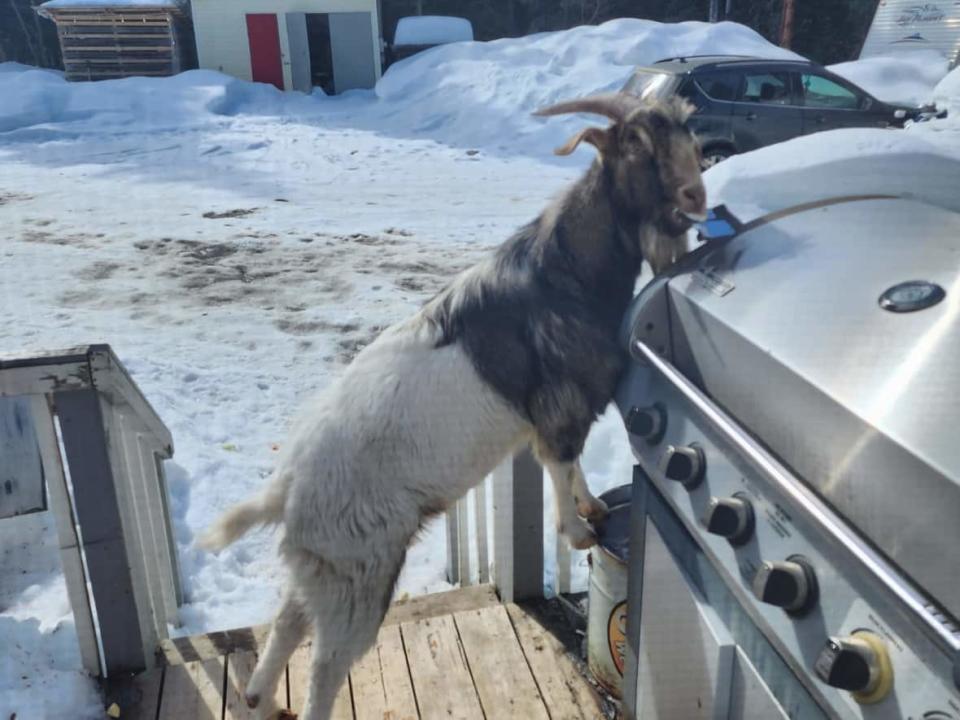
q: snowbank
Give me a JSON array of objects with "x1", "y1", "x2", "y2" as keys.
[
  {"x1": 828, "y1": 50, "x2": 948, "y2": 105},
  {"x1": 0, "y1": 65, "x2": 320, "y2": 134},
  {"x1": 933, "y1": 65, "x2": 960, "y2": 110},
  {"x1": 2, "y1": 19, "x2": 801, "y2": 159},
  {"x1": 394, "y1": 15, "x2": 474, "y2": 45},
  {"x1": 375, "y1": 19, "x2": 800, "y2": 156}
]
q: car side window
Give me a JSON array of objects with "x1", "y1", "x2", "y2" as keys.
[
  {"x1": 739, "y1": 71, "x2": 793, "y2": 105},
  {"x1": 694, "y1": 72, "x2": 741, "y2": 102},
  {"x1": 801, "y1": 74, "x2": 861, "y2": 110}
]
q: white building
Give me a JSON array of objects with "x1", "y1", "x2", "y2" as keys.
[{"x1": 191, "y1": 0, "x2": 382, "y2": 94}]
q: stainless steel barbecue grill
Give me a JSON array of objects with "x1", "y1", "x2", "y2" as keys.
[{"x1": 614, "y1": 194, "x2": 960, "y2": 719}]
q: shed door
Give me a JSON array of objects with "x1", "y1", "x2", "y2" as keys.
[
  {"x1": 246, "y1": 13, "x2": 284, "y2": 89},
  {"x1": 329, "y1": 12, "x2": 376, "y2": 92}
]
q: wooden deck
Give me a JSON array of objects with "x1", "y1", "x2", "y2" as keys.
[{"x1": 106, "y1": 585, "x2": 608, "y2": 720}]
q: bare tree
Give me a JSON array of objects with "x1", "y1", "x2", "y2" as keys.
[{"x1": 780, "y1": 0, "x2": 796, "y2": 48}]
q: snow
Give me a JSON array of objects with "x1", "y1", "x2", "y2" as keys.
[
  {"x1": 934, "y1": 65, "x2": 960, "y2": 108},
  {"x1": 393, "y1": 15, "x2": 474, "y2": 46},
  {"x1": 2, "y1": 16, "x2": 959, "y2": 718},
  {"x1": 828, "y1": 50, "x2": 949, "y2": 105}
]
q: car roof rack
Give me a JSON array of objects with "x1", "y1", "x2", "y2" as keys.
[
  {"x1": 653, "y1": 54, "x2": 755, "y2": 64},
  {"x1": 652, "y1": 55, "x2": 814, "y2": 69}
]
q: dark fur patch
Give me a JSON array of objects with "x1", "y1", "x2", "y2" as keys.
[{"x1": 427, "y1": 164, "x2": 643, "y2": 462}]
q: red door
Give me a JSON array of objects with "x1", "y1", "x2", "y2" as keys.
[{"x1": 246, "y1": 14, "x2": 284, "y2": 90}]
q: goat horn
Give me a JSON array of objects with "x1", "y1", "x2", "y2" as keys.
[{"x1": 533, "y1": 93, "x2": 644, "y2": 123}]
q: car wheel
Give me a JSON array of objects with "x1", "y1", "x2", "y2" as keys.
[{"x1": 701, "y1": 147, "x2": 733, "y2": 169}]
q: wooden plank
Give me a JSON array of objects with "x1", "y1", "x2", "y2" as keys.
[
  {"x1": 28, "y1": 394, "x2": 101, "y2": 675},
  {"x1": 350, "y1": 624, "x2": 417, "y2": 720},
  {"x1": 140, "y1": 436, "x2": 182, "y2": 612},
  {"x1": 0, "y1": 396, "x2": 46, "y2": 518},
  {"x1": 104, "y1": 667, "x2": 164, "y2": 720},
  {"x1": 457, "y1": 495, "x2": 471, "y2": 583},
  {"x1": 384, "y1": 583, "x2": 498, "y2": 627},
  {"x1": 65, "y1": 70, "x2": 173, "y2": 78},
  {"x1": 453, "y1": 606, "x2": 548, "y2": 719},
  {"x1": 56, "y1": 388, "x2": 148, "y2": 675},
  {"x1": 288, "y1": 644, "x2": 353, "y2": 720},
  {"x1": 0, "y1": 360, "x2": 91, "y2": 397},
  {"x1": 63, "y1": 46, "x2": 174, "y2": 53},
  {"x1": 445, "y1": 504, "x2": 460, "y2": 585},
  {"x1": 58, "y1": 32, "x2": 171, "y2": 37},
  {"x1": 224, "y1": 651, "x2": 287, "y2": 720},
  {"x1": 60, "y1": 57, "x2": 171, "y2": 64},
  {"x1": 161, "y1": 585, "x2": 500, "y2": 666},
  {"x1": 506, "y1": 604, "x2": 604, "y2": 720},
  {"x1": 119, "y1": 422, "x2": 169, "y2": 634},
  {"x1": 492, "y1": 449, "x2": 544, "y2": 602},
  {"x1": 89, "y1": 346, "x2": 173, "y2": 455},
  {"x1": 99, "y1": 397, "x2": 160, "y2": 670},
  {"x1": 556, "y1": 535, "x2": 572, "y2": 595},
  {"x1": 158, "y1": 657, "x2": 225, "y2": 720},
  {"x1": 400, "y1": 615, "x2": 483, "y2": 720},
  {"x1": 474, "y1": 478, "x2": 489, "y2": 584}
]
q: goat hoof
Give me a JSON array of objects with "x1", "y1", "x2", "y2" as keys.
[
  {"x1": 577, "y1": 497, "x2": 608, "y2": 522},
  {"x1": 276, "y1": 710, "x2": 298, "y2": 720},
  {"x1": 561, "y1": 521, "x2": 598, "y2": 550},
  {"x1": 245, "y1": 692, "x2": 260, "y2": 709},
  {"x1": 570, "y1": 530, "x2": 598, "y2": 550}
]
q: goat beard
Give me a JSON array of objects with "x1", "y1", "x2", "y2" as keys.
[{"x1": 640, "y1": 224, "x2": 688, "y2": 275}]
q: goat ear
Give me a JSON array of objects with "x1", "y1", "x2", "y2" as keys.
[{"x1": 554, "y1": 126, "x2": 610, "y2": 156}]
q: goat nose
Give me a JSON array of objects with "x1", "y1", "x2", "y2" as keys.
[{"x1": 680, "y1": 183, "x2": 706, "y2": 213}]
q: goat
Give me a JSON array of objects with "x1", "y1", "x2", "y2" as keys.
[{"x1": 199, "y1": 93, "x2": 706, "y2": 720}]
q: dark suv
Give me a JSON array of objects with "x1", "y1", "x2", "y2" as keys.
[{"x1": 622, "y1": 56, "x2": 934, "y2": 167}]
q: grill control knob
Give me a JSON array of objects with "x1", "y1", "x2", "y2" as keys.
[
  {"x1": 814, "y1": 631, "x2": 893, "y2": 704},
  {"x1": 751, "y1": 556, "x2": 818, "y2": 615},
  {"x1": 659, "y1": 444, "x2": 705, "y2": 489},
  {"x1": 626, "y1": 404, "x2": 666, "y2": 443},
  {"x1": 703, "y1": 494, "x2": 754, "y2": 545}
]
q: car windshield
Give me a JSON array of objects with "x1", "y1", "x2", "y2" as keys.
[{"x1": 623, "y1": 70, "x2": 673, "y2": 100}]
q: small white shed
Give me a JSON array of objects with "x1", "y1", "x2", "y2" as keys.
[{"x1": 191, "y1": 0, "x2": 381, "y2": 94}]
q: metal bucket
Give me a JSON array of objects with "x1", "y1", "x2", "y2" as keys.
[{"x1": 586, "y1": 484, "x2": 632, "y2": 698}]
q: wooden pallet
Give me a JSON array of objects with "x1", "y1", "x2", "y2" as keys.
[
  {"x1": 106, "y1": 585, "x2": 606, "y2": 719},
  {"x1": 42, "y1": 5, "x2": 188, "y2": 81}
]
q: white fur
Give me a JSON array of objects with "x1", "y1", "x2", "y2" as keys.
[{"x1": 201, "y1": 307, "x2": 602, "y2": 720}]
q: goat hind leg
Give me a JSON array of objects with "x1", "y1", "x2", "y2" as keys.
[
  {"x1": 300, "y1": 606, "x2": 384, "y2": 720},
  {"x1": 246, "y1": 590, "x2": 309, "y2": 718}
]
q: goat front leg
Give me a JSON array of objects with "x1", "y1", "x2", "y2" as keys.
[
  {"x1": 530, "y1": 381, "x2": 609, "y2": 544},
  {"x1": 542, "y1": 458, "x2": 598, "y2": 550},
  {"x1": 569, "y1": 460, "x2": 607, "y2": 522}
]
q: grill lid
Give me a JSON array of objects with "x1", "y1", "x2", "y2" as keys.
[{"x1": 633, "y1": 196, "x2": 960, "y2": 621}]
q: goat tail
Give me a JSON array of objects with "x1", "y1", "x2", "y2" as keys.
[{"x1": 197, "y1": 474, "x2": 290, "y2": 553}]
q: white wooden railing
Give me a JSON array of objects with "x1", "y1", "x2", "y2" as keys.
[{"x1": 445, "y1": 448, "x2": 573, "y2": 601}]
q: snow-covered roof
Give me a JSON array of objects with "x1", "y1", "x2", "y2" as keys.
[
  {"x1": 39, "y1": 0, "x2": 182, "y2": 11},
  {"x1": 394, "y1": 16, "x2": 474, "y2": 47}
]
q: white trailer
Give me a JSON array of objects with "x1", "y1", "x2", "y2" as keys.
[{"x1": 860, "y1": 0, "x2": 960, "y2": 68}]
